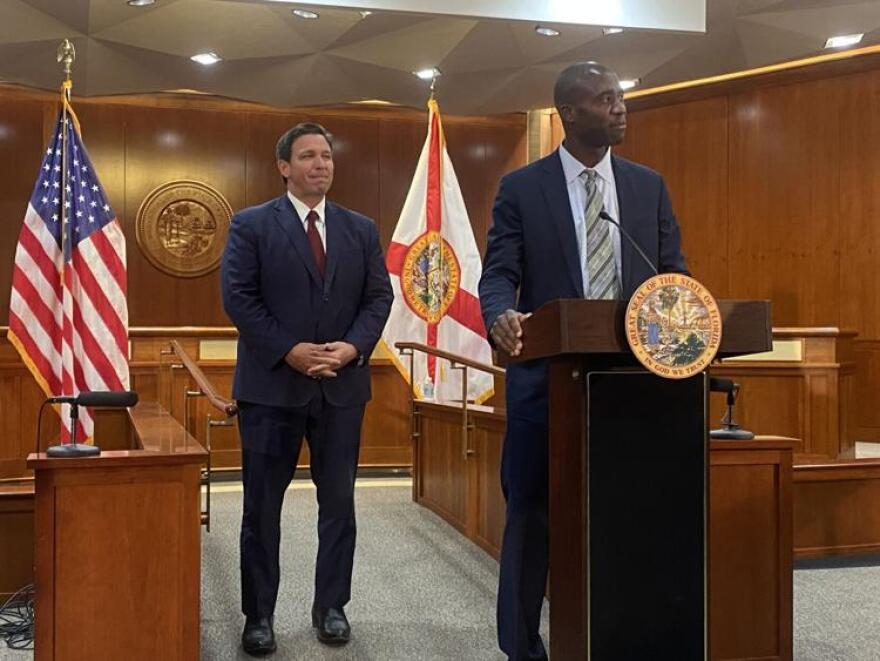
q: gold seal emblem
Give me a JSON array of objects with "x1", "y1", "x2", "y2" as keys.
[
  {"x1": 625, "y1": 274, "x2": 722, "y2": 379},
  {"x1": 135, "y1": 180, "x2": 232, "y2": 278},
  {"x1": 400, "y1": 231, "x2": 461, "y2": 324}
]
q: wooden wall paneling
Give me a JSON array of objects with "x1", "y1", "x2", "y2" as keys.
[
  {"x1": 0, "y1": 374, "x2": 23, "y2": 478},
  {"x1": 471, "y1": 121, "x2": 528, "y2": 256},
  {"x1": 794, "y1": 462, "x2": 880, "y2": 557},
  {"x1": 377, "y1": 117, "x2": 423, "y2": 249},
  {"x1": 615, "y1": 97, "x2": 730, "y2": 297},
  {"x1": 0, "y1": 97, "x2": 47, "y2": 323},
  {"x1": 839, "y1": 69, "x2": 880, "y2": 338},
  {"x1": 709, "y1": 443, "x2": 793, "y2": 661},
  {"x1": 473, "y1": 413, "x2": 505, "y2": 558},
  {"x1": 854, "y1": 341, "x2": 880, "y2": 441},
  {"x1": 727, "y1": 80, "x2": 841, "y2": 327},
  {"x1": 415, "y1": 403, "x2": 469, "y2": 533},
  {"x1": 0, "y1": 487, "x2": 33, "y2": 600},
  {"x1": 124, "y1": 106, "x2": 247, "y2": 326},
  {"x1": 360, "y1": 363, "x2": 412, "y2": 467}
]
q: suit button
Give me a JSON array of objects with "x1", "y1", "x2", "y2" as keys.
[{"x1": 323, "y1": 295, "x2": 329, "y2": 301}]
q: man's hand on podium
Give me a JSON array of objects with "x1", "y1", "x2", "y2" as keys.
[{"x1": 490, "y1": 310, "x2": 532, "y2": 357}]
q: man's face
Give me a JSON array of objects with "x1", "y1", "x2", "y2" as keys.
[
  {"x1": 559, "y1": 72, "x2": 627, "y2": 148},
  {"x1": 278, "y1": 133, "x2": 334, "y2": 199}
]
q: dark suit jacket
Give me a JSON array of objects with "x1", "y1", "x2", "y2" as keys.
[
  {"x1": 478, "y1": 149, "x2": 689, "y2": 422},
  {"x1": 221, "y1": 194, "x2": 392, "y2": 412}
]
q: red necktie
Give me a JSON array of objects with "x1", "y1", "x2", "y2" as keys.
[{"x1": 306, "y1": 209, "x2": 325, "y2": 277}]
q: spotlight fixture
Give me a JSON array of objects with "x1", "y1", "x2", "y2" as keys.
[
  {"x1": 603, "y1": 27, "x2": 624, "y2": 35},
  {"x1": 619, "y1": 78, "x2": 640, "y2": 91},
  {"x1": 293, "y1": 8, "x2": 319, "y2": 19},
  {"x1": 126, "y1": 0, "x2": 155, "y2": 6},
  {"x1": 190, "y1": 51, "x2": 222, "y2": 66},
  {"x1": 414, "y1": 67, "x2": 441, "y2": 81},
  {"x1": 535, "y1": 26, "x2": 560, "y2": 37},
  {"x1": 824, "y1": 33, "x2": 863, "y2": 49}
]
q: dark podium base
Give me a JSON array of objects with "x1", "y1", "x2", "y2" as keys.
[{"x1": 585, "y1": 371, "x2": 707, "y2": 659}]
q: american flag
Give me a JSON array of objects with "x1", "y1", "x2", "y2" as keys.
[{"x1": 8, "y1": 108, "x2": 129, "y2": 444}]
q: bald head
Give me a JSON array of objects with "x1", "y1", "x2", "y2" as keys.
[
  {"x1": 554, "y1": 61, "x2": 615, "y2": 109},
  {"x1": 553, "y1": 61, "x2": 627, "y2": 153}
]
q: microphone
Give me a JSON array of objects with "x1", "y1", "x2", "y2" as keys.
[
  {"x1": 43, "y1": 390, "x2": 138, "y2": 458},
  {"x1": 598, "y1": 210, "x2": 658, "y2": 276},
  {"x1": 47, "y1": 390, "x2": 138, "y2": 408}
]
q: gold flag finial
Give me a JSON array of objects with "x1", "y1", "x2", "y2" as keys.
[{"x1": 56, "y1": 39, "x2": 75, "y2": 91}]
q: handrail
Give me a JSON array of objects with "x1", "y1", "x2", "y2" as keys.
[
  {"x1": 169, "y1": 340, "x2": 238, "y2": 417},
  {"x1": 394, "y1": 342, "x2": 503, "y2": 480},
  {"x1": 394, "y1": 341, "x2": 505, "y2": 377}
]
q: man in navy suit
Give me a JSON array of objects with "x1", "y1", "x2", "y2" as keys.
[
  {"x1": 221, "y1": 123, "x2": 392, "y2": 656},
  {"x1": 479, "y1": 62, "x2": 689, "y2": 660}
]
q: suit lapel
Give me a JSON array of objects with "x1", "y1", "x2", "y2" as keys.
[
  {"x1": 323, "y1": 202, "x2": 343, "y2": 295},
  {"x1": 541, "y1": 152, "x2": 584, "y2": 298},
  {"x1": 611, "y1": 156, "x2": 636, "y2": 296},
  {"x1": 273, "y1": 195, "x2": 322, "y2": 285}
]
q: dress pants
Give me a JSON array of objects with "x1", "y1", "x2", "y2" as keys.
[
  {"x1": 497, "y1": 413, "x2": 550, "y2": 661},
  {"x1": 238, "y1": 396, "x2": 365, "y2": 619}
]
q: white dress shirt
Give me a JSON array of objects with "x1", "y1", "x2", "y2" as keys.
[
  {"x1": 287, "y1": 191, "x2": 326, "y2": 250},
  {"x1": 558, "y1": 144, "x2": 622, "y2": 297}
]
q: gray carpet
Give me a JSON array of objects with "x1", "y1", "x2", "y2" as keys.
[
  {"x1": 4, "y1": 480, "x2": 880, "y2": 659},
  {"x1": 200, "y1": 478, "x2": 535, "y2": 660}
]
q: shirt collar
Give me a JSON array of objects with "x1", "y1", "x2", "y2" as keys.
[
  {"x1": 558, "y1": 143, "x2": 614, "y2": 186},
  {"x1": 287, "y1": 191, "x2": 326, "y2": 224}
]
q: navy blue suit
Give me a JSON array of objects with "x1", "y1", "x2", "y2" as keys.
[
  {"x1": 221, "y1": 194, "x2": 392, "y2": 619},
  {"x1": 479, "y1": 150, "x2": 688, "y2": 660}
]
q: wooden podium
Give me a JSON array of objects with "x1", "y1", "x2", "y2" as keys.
[{"x1": 504, "y1": 299, "x2": 772, "y2": 660}]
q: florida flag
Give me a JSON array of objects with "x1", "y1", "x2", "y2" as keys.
[{"x1": 381, "y1": 99, "x2": 493, "y2": 404}]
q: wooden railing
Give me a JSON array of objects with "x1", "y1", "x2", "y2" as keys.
[
  {"x1": 394, "y1": 342, "x2": 503, "y2": 499},
  {"x1": 163, "y1": 339, "x2": 238, "y2": 531}
]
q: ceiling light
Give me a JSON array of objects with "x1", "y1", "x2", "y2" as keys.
[
  {"x1": 126, "y1": 0, "x2": 155, "y2": 6},
  {"x1": 603, "y1": 27, "x2": 624, "y2": 35},
  {"x1": 359, "y1": 10, "x2": 372, "y2": 18},
  {"x1": 414, "y1": 67, "x2": 441, "y2": 81},
  {"x1": 190, "y1": 52, "x2": 222, "y2": 66},
  {"x1": 619, "y1": 78, "x2": 640, "y2": 91},
  {"x1": 824, "y1": 33, "x2": 863, "y2": 49},
  {"x1": 292, "y1": 8, "x2": 319, "y2": 19},
  {"x1": 535, "y1": 26, "x2": 560, "y2": 37}
]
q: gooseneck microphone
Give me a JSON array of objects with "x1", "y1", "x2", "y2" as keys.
[
  {"x1": 47, "y1": 390, "x2": 139, "y2": 408},
  {"x1": 598, "y1": 210, "x2": 658, "y2": 276},
  {"x1": 43, "y1": 390, "x2": 139, "y2": 458}
]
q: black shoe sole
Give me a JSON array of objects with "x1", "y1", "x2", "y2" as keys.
[{"x1": 242, "y1": 643, "x2": 277, "y2": 657}]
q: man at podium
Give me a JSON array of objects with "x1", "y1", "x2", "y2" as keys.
[{"x1": 479, "y1": 62, "x2": 689, "y2": 660}]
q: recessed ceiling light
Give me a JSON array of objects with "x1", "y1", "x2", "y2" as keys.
[
  {"x1": 535, "y1": 26, "x2": 560, "y2": 37},
  {"x1": 824, "y1": 33, "x2": 863, "y2": 49},
  {"x1": 293, "y1": 8, "x2": 319, "y2": 19},
  {"x1": 126, "y1": 0, "x2": 155, "y2": 6},
  {"x1": 603, "y1": 27, "x2": 624, "y2": 35},
  {"x1": 190, "y1": 52, "x2": 222, "y2": 66},
  {"x1": 414, "y1": 67, "x2": 441, "y2": 81},
  {"x1": 619, "y1": 78, "x2": 640, "y2": 91},
  {"x1": 359, "y1": 10, "x2": 372, "y2": 18}
]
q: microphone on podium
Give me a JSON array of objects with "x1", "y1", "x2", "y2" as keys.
[
  {"x1": 47, "y1": 390, "x2": 139, "y2": 408},
  {"x1": 598, "y1": 210, "x2": 658, "y2": 276},
  {"x1": 44, "y1": 390, "x2": 139, "y2": 458}
]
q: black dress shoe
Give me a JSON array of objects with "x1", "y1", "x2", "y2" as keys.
[
  {"x1": 311, "y1": 605, "x2": 351, "y2": 646},
  {"x1": 242, "y1": 616, "x2": 276, "y2": 656}
]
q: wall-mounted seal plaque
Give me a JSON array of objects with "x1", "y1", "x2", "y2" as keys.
[{"x1": 135, "y1": 180, "x2": 232, "y2": 278}]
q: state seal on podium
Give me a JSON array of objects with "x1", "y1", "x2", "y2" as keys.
[{"x1": 625, "y1": 274, "x2": 722, "y2": 379}]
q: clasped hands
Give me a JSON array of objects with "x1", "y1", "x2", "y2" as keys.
[
  {"x1": 285, "y1": 341, "x2": 358, "y2": 379},
  {"x1": 489, "y1": 309, "x2": 532, "y2": 357}
]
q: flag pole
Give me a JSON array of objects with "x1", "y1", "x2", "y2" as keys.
[{"x1": 47, "y1": 39, "x2": 99, "y2": 458}]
